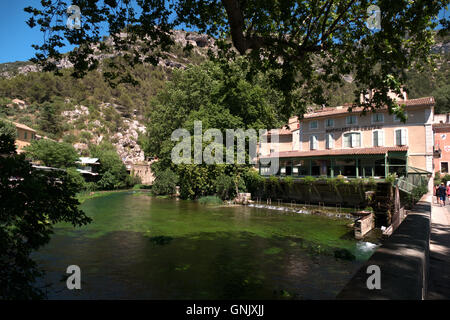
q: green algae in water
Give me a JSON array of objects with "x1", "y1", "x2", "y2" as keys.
[
  {"x1": 263, "y1": 247, "x2": 283, "y2": 255},
  {"x1": 35, "y1": 192, "x2": 381, "y2": 299}
]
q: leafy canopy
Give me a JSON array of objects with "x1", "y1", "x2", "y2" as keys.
[
  {"x1": 24, "y1": 139, "x2": 79, "y2": 168},
  {"x1": 0, "y1": 124, "x2": 91, "y2": 299},
  {"x1": 25, "y1": 0, "x2": 449, "y2": 116}
]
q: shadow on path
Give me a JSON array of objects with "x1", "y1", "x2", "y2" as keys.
[{"x1": 426, "y1": 203, "x2": 450, "y2": 299}]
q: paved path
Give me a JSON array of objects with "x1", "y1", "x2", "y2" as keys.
[{"x1": 427, "y1": 200, "x2": 450, "y2": 299}]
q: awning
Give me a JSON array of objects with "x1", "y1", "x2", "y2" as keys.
[{"x1": 260, "y1": 146, "x2": 408, "y2": 159}]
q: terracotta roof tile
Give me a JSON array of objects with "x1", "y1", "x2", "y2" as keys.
[
  {"x1": 260, "y1": 146, "x2": 408, "y2": 159},
  {"x1": 303, "y1": 97, "x2": 434, "y2": 120}
]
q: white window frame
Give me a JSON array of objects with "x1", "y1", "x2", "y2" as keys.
[
  {"x1": 325, "y1": 118, "x2": 334, "y2": 128},
  {"x1": 310, "y1": 120, "x2": 318, "y2": 130},
  {"x1": 372, "y1": 129, "x2": 385, "y2": 147},
  {"x1": 346, "y1": 115, "x2": 358, "y2": 125},
  {"x1": 326, "y1": 133, "x2": 334, "y2": 149},
  {"x1": 343, "y1": 131, "x2": 362, "y2": 148},
  {"x1": 310, "y1": 135, "x2": 318, "y2": 150},
  {"x1": 371, "y1": 113, "x2": 384, "y2": 124},
  {"x1": 394, "y1": 128, "x2": 408, "y2": 146}
]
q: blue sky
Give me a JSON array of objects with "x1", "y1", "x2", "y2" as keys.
[{"x1": 0, "y1": 1, "x2": 448, "y2": 64}]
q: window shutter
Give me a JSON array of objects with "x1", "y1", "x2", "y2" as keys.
[
  {"x1": 373, "y1": 131, "x2": 378, "y2": 147},
  {"x1": 351, "y1": 133, "x2": 360, "y2": 147},
  {"x1": 401, "y1": 129, "x2": 407, "y2": 145},
  {"x1": 377, "y1": 131, "x2": 383, "y2": 146},
  {"x1": 326, "y1": 133, "x2": 334, "y2": 149},
  {"x1": 396, "y1": 130, "x2": 402, "y2": 145}
]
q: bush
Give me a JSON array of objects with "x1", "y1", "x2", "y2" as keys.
[
  {"x1": 214, "y1": 174, "x2": 234, "y2": 200},
  {"x1": 198, "y1": 196, "x2": 223, "y2": 205},
  {"x1": 243, "y1": 168, "x2": 264, "y2": 196},
  {"x1": 65, "y1": 167, "x2": 86, "y2": 190},
  {"x1": 24, "y1": 139, "x2": 79, "y2": 168},
  {"x1": 125, "y1": 174, "x2": 142, "y2": 188},
  {"x1": 441, "y1": 174, "x2": 450, "y2": 185},
  {"x1": 90, "y1": 142, "x2": 128, "y2": 190},
  {"x1": 152, "y1": 168, "x2": 179, "y2": 195},
  {"x1": 0, "y1": 119, "x2": 17, "y2": 154}
]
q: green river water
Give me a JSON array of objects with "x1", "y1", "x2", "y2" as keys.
[{"x1": 33, "y1": 191, "x2": 380, "y2": 299}]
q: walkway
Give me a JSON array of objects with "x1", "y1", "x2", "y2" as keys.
[{"x1": 427, "y1": 200, "x2": 450, "y2": 299}]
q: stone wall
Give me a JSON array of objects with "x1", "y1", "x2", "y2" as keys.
[
  {"x1": 129, "y1": 161, "x2": 156, "y2": 185},
  {"x1": 252, "y1": 180, "x2": 389, "y2": 208},
  {"x1": 337, "y1": 194, "x2": 431, "y2": 299}
]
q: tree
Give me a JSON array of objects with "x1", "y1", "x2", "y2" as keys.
[
  {"x1": 0, "y1": 120, "x2": 91, "y2": 299},
  {"x1": 152, "y1": 168, "x2": 179, "y2": 195},
  {"x1": 90, "y1": 142, "x2": 128, "y2": 189},
  {"x1": 0, "y1": 119, "x2": 16, "y2": 155},
  {"x1": 24, "y1": 139, "x2": 79, "y2": 168},
  {"x1": 38, "y1": 102, "x2": 62, "y2": 137},
  {"x1": 25, "y1": 0, "x2": 449, "y2": 118}
]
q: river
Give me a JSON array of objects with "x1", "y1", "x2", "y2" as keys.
[{"x1": 33, "y1": 191, "x2": 379, "y2": 299}]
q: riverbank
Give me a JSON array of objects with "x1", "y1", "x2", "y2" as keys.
[{"x1": 76, "y1": 189, "x2": 150, "y2": 203}]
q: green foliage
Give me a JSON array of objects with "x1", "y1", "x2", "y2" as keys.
[
  {"x1": 125, "y1": 174, "x2": 142, "y2": 188},
  {"x1": 303, "y1": 176, "x2": 317, "y2": 185},
  {"x1": 90, "y1": 143, "x2": 128, "y2": 190},
  {"x1": 0, "y1": 140, "x2": 91, "y2": 299},
  {"x1": 24, "y1": 139, "x2": 79, "y2": 168},
  {"x1": 243, "y1": 168, "x2": 265, "y2": 197},
  {"x1": 215, "y1": 174, "x2": 234, "y2": 200},
  {"x1": 326, "y1": 177, "x2": 344, "y2": 192},
  {"x1": 65, "y1": 167, "x2": 86, "y2": 190},
  {"x1": 0, "y1": 119, "x2": 16, "y2": 154},
  {"x1": 152, "y1": 168, "x2": 179, "y2": 195},
  {"x1": 144, "y1": 61, "x2": 282, "y2": 160},
  {"x1": 283, "y1": 176, "x2": 294, "y2": 189},
  {"x1": 24, "y1": 0, "x2": 448, "y2": 118},
  {"x1": 198, "y1": 196, "x2": 223, "y2": 205},
  {"x1": 407, "y1": 183, "x2": 429, "y2": 204},
  {"x1": 38, "y1": 102, "x2": 62, "y2": 138},
  {"x1": 385, "y1": 173, "x2": 397, "y2": 185},
  {"x1": 441, "y1": 174, "x2": 450, "y2": 185},
  {"x1": 350, "y1": 178, "x2": 365, "y2": 192}
]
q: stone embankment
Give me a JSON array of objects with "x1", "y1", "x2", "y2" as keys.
[{"x1": 337, "y1": 193, "x2": 431, "y2": 299}]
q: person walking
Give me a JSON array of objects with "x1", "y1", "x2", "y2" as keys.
[
  {"x1": 438, "y1": 183, "x2": 447, "y2": 206},
  {"x1": 446, "y1": 183, "x2": 450, "y2": 205}
]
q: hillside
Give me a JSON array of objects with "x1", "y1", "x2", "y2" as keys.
[
  {"x1": 0, "y1": 31, "x2": 448, "y2": 163},
  {"x1": 0, "y1": 30, "x2": 213, "y2": 163}
]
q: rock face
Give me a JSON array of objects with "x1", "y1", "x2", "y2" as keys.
[
  {"x1": 111, "y1": 119, "x2": 147, "y2": 164},
  {"x1": 60, "y1": 103, "x2": 147, "y2": 165}
]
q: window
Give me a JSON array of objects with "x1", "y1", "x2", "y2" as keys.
[
  {"x1": 260, "y1": 166, "x2": 271, "y2": 176},
  {"x1": 24, "y1": 132, "x2": 27, "y2": 140},
  {"x1": 325, "y1": 119, "x2": 334, "y2": 127},
  {"x1": 346, "y1": 115, "x2": 357, "y2": 125},
  {"x1": 372, "y1": 113, "x2": 384, "y2": 123},
  {"x1": 310, "y1": 120, "x2": 318, "y2": 129},
  {"x1": 326, "y1": 133, "x2": 334, "y2": 149},
  {"x1": 441, "y1": 162, "x2": 449, "y2": 174},
  {"x1": 310, "y1": 135, "x2": 318, "y2": 150},
  {"x1": 373, "y1": 130, "x2": 384, "y2": 147},
  {"x1": 343, "y1": 132, "x2": 361, "y2": 148},
  {"x1": 395, "y1": 128, "x2": 407, "y2": 146}
]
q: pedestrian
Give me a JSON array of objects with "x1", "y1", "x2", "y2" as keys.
[
  {"x1": 438, "y1": 183, "x2": 447, "y2": 206},
  {"x1": 435, "y1": 184, "x2": 440, "y2": 204},
  {"x1": 446, "y1": 183, "x2": 450, "y2": 205}
]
